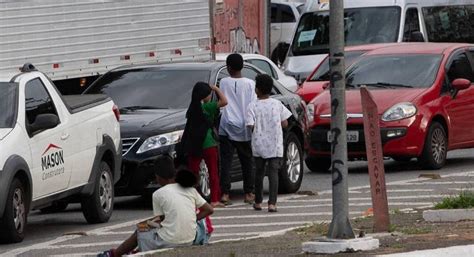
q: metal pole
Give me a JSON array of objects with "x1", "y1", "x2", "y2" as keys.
[
  {"x1": 327, "y1": 0, "x2": 355, "y2": 239},
  {"x1": 209, "y1": 0, "x2": 216, "y2": 60}
]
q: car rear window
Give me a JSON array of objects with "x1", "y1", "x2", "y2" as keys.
[
  {"x1": 85, "y1": 69, "x2": 210, "y2": 109},
  {"x1": 0, "y1": 83, "x2": 18, "y2": 128},
  {"x1": 346, "y1": 54, "x2": 443, "y2": 88}
]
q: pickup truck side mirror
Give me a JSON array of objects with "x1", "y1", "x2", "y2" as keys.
[{"x1": 30, "y1": 114, "x2": 59, "y2": 134}]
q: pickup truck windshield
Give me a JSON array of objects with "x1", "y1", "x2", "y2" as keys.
[
  {"x1": 291, "y1": 7, "x2": 400, "y2": 56},
  {"x1": 0, "y1": 83, "x2": 17, "y2": 128},
  {"x1": 346, "y1": 54, "x2": 442, "y2": 88},
  {"x1": 86, "y1": 69, "x2": 210, "y2": 109},
  {"x1": 310, "y1": 51, "x2": 366, "y2": 81}
]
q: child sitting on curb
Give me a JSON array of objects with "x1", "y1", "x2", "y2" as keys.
[{"x1": 97, "y1": 156, "x2": 214, "y2": 257}]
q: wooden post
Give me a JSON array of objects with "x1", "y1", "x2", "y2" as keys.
[{"x1": 360, "y1": 87, "x2": 390, "y2": 232}]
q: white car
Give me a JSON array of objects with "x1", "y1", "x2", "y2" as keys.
[
  {"x1": 216, "y1": 53, "x2": 299, "y2": 92},
  {"x1": 270, "y1": 0, "x2": 303, "y2": 65},
  {"x1": 0, "y1": 64, "x2": 121, "y2": 243}
]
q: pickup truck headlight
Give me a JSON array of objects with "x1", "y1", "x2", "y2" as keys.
[
  {"x1": 382, "y1": 103, "x2": 417, "y2": 122},
  {"x1": 137, "y1": 130, "x2": 184, "y2": 154}
]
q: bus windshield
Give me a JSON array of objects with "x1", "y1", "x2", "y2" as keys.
[{"x1": 291, "y1": 6, "x2": 401, "y2": 56}]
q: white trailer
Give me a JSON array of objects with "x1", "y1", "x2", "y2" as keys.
[{"x1": 0, "y1": 0, "x2": 212, "y2": 83}]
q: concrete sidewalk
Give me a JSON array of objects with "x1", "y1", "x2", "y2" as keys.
[{"x1": 378, "y1": 244, "x2": 474, "y2": 257}]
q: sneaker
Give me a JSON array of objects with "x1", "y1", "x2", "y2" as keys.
[
  {"x1": 244, "y1": 193, "x2": 255, "y2": 204},
  {"x1": 97, "y1": 250, "x2": 114, "y2": 257}
]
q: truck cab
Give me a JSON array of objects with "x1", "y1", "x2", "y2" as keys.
[{"x1": 0, "y1": 65, "x2": 122, "y2": 243}]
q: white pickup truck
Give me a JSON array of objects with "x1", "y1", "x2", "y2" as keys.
[{"x1": 0, "y1": 64, "x2": 121, "y2": 243}]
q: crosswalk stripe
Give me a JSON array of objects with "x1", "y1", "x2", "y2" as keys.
[
  {"x1": 89, "y1": 221, "x2": 326, "y2": 236},
  {"x1": 215, "y1": 202, "x2": 433, "y2": 211},
  {"x1": 407, "y1": 181, "x2": 473, "y2": 185},
  {"x1": 212, "y1": 211, "x2": 361, "y2": 220},
  {"x1": 212, "y1": 232, "x2": 260, "y2": 238},
  {"x1": 282, "y1": 194, "x2": 446, "y2": 203}
]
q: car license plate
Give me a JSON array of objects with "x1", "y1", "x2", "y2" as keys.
[{"x1": 327, "y1": 131, "x2": 359, "y2": 143}]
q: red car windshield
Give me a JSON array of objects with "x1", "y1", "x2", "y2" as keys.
[
  {"x1": 309, "y1": 50, "x2": 366, "y2": 81},
  {"x1": 346, "y1": 54, "x2": 442, "y2": 88}
]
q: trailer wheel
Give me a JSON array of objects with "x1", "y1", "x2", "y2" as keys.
[
  {"x1": 81, "y1": 161, "x2": 114, "y2": 223},
  {"x1": 0, "y1": 178, "x2": 27, "y2": 243}
]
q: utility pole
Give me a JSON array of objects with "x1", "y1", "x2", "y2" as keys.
[{"x1": 327, "y1": 0, "x2": 355, "y2": 239}]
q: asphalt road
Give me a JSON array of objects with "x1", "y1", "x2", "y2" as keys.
[{"x1": 1, "y1": 149, "x2": 473, "y2": 255}]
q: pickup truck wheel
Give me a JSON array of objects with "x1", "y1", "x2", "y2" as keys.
[
  {"x1": 0, "y1": 178, "x2": 27, "y2": 243},
  {"x1": 40, "y1": 201, "x2": 68, "y2": 214},
  {"x1": 419, "y1": 122, "x2": 447, "y2": 170},
  {"x1": 279, "y1": 133, "x2": 303, "y2": 193},
  {"x1": 81, "y1": 161, "x2": 114, "y2": 224},
  {"x1": 305, "y1": 157, "x2": 331, "y2": 173},
  {"x1": 198, "y1": 160, "x2": 211, "y2": 202}
]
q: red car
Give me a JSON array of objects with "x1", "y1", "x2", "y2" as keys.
[
  {"x1": 306, "y1": 43, "x2": 474, "y2": 172},
  {"x1": 297, "y1": 43, "x2": 399, "y2": 103}
]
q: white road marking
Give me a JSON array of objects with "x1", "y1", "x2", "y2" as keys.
[
  {"x1": 9, "y1": 170, "x2": 473, "y2": 256},
  {"x1": 209, "y1": 225, "x2": 311, "y2": 244},
  {"x1": 407, "y1": 181, "x2": 474, "y2": 185},
  {"x1": 215, "y1": 202, "x2": 433, "y2": 211},
  {"x1": 212, "y1": 232, "x2": 260, "y2": 238},
  {"x1": 90, "y1": 221, "x2": 327, "y2": 236},
  {"x1": 283, "y1": 195, "x2": 446, "y2": 203},
  {"x1": 1, "y1": 235, "x2": 80, "y2": 256},
  {"x1": 211, "y1": 211, "x2": 361, "y2": 220},
  {"x1": 39, "y1": 241, "x2": 123, "y2": 249}
]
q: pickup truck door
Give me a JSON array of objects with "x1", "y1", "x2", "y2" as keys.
[{"x1": 23, "y1": 77, "x2": 73, "y2": 199}]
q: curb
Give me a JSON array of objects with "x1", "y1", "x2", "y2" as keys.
[
  {"x1": 377, "y1": 244, "x2": 474, "y2": 257},
  {"x1": 302, "y1": 237, "x2": 380, "y2": 254},
  {"x1": 423, "y1": 209, "x2": 474, "y2": 222}
]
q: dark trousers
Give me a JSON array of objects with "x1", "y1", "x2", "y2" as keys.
[
  {"x1": 219, "y1": 136, "x2": 254, "y2": 195},
  {"x1": 255, "y1": 157, "x2": 281, "y2": 205}
]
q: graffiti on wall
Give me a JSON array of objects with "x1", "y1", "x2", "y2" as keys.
[
  {"x1": 230, "y1": 27, "x2": 260, "y2": 54},
  {"x1": 213, "y1": 0, "x2": 266, "y2": 54}
]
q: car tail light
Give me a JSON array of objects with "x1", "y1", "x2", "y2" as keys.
[{"x1": 112, "y1": 105, "x2": 120, "y2": 121}]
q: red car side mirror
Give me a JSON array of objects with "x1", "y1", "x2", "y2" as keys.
[
  {"x1": 452, "y1": 78, "x2": 471, "y2": 91},
  {"x1": 322, "y1": 82, "x2": 330, "y2": 90}
]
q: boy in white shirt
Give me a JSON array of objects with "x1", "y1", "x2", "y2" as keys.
[
  {"x1": 98, "y1": 156, "x2": 213, "y2": 256},
  {"x1": 246, "y1": 74, "x2": 292, "y2": 212},
  {"x1": 219, "y1": 53, "x2": 258, "y2": 205}
]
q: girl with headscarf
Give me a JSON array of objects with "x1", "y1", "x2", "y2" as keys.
[{"x1": 181, "y1": 82, "x2": 227, "y2": 208}]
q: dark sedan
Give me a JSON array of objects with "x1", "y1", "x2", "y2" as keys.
[{"x1": 84, "y1": 61, "x2": 309, "y2": 197}]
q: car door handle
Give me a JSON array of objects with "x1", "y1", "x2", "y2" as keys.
[
  {"x1": 271, "y1": 25, "x2": 280, "y2": 30},
  {"x1": 60, "y1": 133, "x2": 70, "y2": 140}
]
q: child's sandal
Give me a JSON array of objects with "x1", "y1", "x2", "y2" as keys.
[{"x1": 253, "y1": 203, "x2": 262, "y2": 211}]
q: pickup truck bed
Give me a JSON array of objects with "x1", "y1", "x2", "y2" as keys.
[{"x1": 63, "y1": 95, "x2": 111, "y2": 113}]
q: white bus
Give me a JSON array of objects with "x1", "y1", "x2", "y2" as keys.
[{"x1": 283, "y1": 0, "x2": 474, "y2": 81}]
